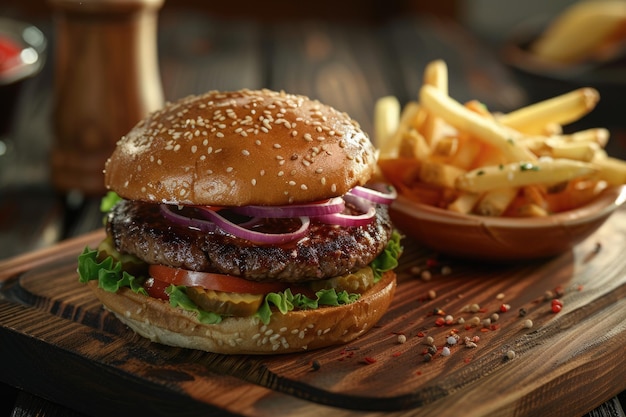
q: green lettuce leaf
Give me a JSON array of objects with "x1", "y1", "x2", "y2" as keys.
[
  {"x1": 77, "y1": 247, "x2": 147, "y2": 294},
  {"x1": 371, "y1": 229, "x2": 403, "y2": 281}
]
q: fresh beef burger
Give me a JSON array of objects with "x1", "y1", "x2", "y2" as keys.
[{"x1": 78, "y1": 88, "x2": 401, "y2": 354}]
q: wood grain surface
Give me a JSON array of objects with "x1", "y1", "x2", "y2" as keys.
[{"x1": 1, "y1": 206, "x2": 624, "y2": 417}]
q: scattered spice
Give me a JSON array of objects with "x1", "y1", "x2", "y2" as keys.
[
  {"x1": 523, "y1": 319, "x2": 533, "y2": 329},
  {"x1": 500, "y1": 303, "x2": 511, "y2": 313},
  {"x1": 441, "y1": 266, "x2": 452, "y2": 275},
  {"x1": 490, "y1": 313, "x2": 500, "y2": 322},
  {"x1": 421, "y1": 270, "x2": 432, "y2": 281},
  {"x1": 469, "y1": 303, "x2": 481, "y2": 313},
  {"x1": 441, "y1": 346, "x2": 451, "y2": 357},
  {"x1": 310, "y1": 360, "x2": 321, "y2": 371},
  {"x1": 363, "y1": 356, "x2": 377, "y2": 364},
  {"x1": 435, "y1": 317, "x2": 446, "y2": 327},
  {"x1": 446, "y1": 336, "x2": 458, "y2": 346},
  {"x1": 505, "y1": 350, "x2": 516, "y2": 360},
  {"x1": 428, "y1": 290, "x2": 437, "y2": 300},
  {"x1": 496, "y1": 293, "x2": 505, "y2": 300},
  {"x1": 445, "y1": 315, "x2": 454, "y2": 325},
  {"x1": 423, "y1": 353, "x2": 433, "y2": 362},
  {"x1": 519, "y1": 308, "x2": 527, "y2": 317},
  {"x1": 425, "y1": 336, "x2": 435, "y2": 345},
  {"x1": 397, "y1": 334, "x2": 407, "y2": 344},
  {"x1": 551, "y1": 299, "x2": 563, "y2": 314}
]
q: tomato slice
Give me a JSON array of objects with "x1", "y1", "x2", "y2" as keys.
[
  {"x1": 148, "y1": 264, "x2": 290, "y2": 295},
  {"x1": 143, "y1": 276, "x2": 171, "y2": 300}
]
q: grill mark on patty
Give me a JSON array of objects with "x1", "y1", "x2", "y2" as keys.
[{"x1": 107, "y1": 200, "x2": 393, "y2": 283}]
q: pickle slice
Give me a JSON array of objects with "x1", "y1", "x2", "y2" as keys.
[
  {"x1": 97, "y1": 236, "x2": 147, "y2": 277},
  {"x1": 187, "y1": 287, "x2": 264, "y2": 317},
  {"x1": 308, "y1": 267, "x2": 375, "y2": 294}
]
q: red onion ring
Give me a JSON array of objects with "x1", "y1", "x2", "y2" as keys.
[
  {"x1": 160, "y1": 205, "x2": 217, "y2": 232},
  {"x1": 231, "y1": 196, "x2": 345, "y2": 218},
  {"x1": 197, "y1": 207, "x2": 311, "y2": 244},
  {"x1": 158, "y1": 183, "x2": 395, "y2": 243},
  {"x1": 315, "y1": 194, "x2": 376, "y2": 227},
  {"x1": 348, "y1": 183, "x2": 397, "y2": 205}
]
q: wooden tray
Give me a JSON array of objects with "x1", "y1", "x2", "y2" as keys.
[{"x1": 1, "y1": 209, "x2": 625, "y2": 417}]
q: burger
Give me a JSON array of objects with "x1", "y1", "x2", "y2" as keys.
[{"x1": 78, "y1": 88, "x2": 402, "y2": 354}]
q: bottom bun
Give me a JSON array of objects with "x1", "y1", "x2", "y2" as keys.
[{"x1": 88, "y1": 271, "x2": 397, "y2": 354}]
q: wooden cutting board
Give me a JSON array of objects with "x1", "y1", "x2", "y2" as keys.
[{"x1": 1, "y1": 209, "x2": 625, "y2": 417}]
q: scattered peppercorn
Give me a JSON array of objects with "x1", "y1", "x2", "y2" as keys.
[
  {"x1": 397, "y1": 334, "x2": 407, "y2": 344},
  {"x1": 311, "y1": 360, "x2": 321, "y2": 371},
  {"x1": 551, "y1": 299, "x2": 563, "y2": 313},
  {"x1": 519, "y1": 308, "x2": 527, "y2": 317},
  {"x1": 505, "y1": 350, "x2": 516, "y2": 360},
  {"x1": 423, "y1": 353, "x2": 432, "y2": 362},
  {"x1": 441, "y1": 346, "x2": 451, "y2": 357},
  {"x1": 428, "y1": 290, "x2": 437, "y2": 300},
  {"x1": 523, "y1": 319, "x2": 533, "y2": 329},
  {"x1": 500, "y1": 303, "x2": 511, "y2": 313}
]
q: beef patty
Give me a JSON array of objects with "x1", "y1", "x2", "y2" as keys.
[{"x1": 107, "y1": 200, "x2": 393, "y2": 283}]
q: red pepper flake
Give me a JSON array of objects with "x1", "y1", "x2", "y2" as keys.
[
  {"x1": 435, "y1": 317, "x2": 446, "y2": 327},
  {"x1": 434, "y1": 308, "x2": 446, "y2": 316},
  {"x1": 392, "y1": 351, "x2": 403, "y2": 357},
  {"x1": 416, "y1": 370, "x2": 422, "y2": 375},
  {"x1": 577, "y1": 285, "x2": 584, "y2": 292},
  {"x1": 551, "y1": 299, "x2": 563, "y2": 313},
  {"x1": 500, "y1": 303, "x2": 511, "y2": 313},
  {"x1": 464, "y1": 357, "x2": 472, "y2": 364},
  {"x1": 363, "y1": 356, "x2": 377, "y2": 364},
  {"x1": 426, "y1": 258, "x2": 439, "y2": 268},
  {"x1": 490, "y1": 324, "x2": 499, "y2": 331},
  {"x1": 417, "y1": 331, "x2": 425, "y2": 337},
  {"x1": 480, "y1": 328, "x2": 489, "y2": 333}
]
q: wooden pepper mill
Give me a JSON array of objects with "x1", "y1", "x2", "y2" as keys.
[{"x1": 49, "y1": 0, "x2": 164, "y2": 196}]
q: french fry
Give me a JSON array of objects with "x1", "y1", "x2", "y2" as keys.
[
  {"x1": 374, "y1": 95, "x2": 401, "y2": 156},
  {"x1": 419, "y1": 85, "x2": 536, "y2": 163},
  {"x1": 419, "y1": 160, "x2": 466, "y2": 189},
  {"x1": 568, "y1": 128, "x2": 610, "y2": 148},
  {"x1": 524, "y1": 137, "x2": 600, "y2": 162},
  {"x1": 475, "y1": 187, "x2": 519, "y2": 216},
  {"x1": 398, "y1": 128, "x2": 431, "y2": 161},
  {"x1": 530, "y1": 0, "x2": 626, "y2": 64},
  {"x1": 379, "y1": 101, "x2": 422, "y2": 159},
  {"x1": 456, "y1": 159, "x2": 598, "y2": 193},
  {"x1": 423, "y1": 59, "x2": 448, "y2": 94},
  {"x1": 515, "y1": 204, "x2": 549, "y2": 217},
  {"x1": 593, "y1": 156, "x2": 626, "y2": 185},
  {"x1": 375, "y1": 59, "x2": 626, "y2": 218},
  {"x1": 419, "y1": 60, "x2": 449, "y2": 146},
  {"x1": 447, "y1": 192, "x2": 480, "y2": 214},
  {"x1": 497, "y1": 88, "x2": 600, "y2": 135}
]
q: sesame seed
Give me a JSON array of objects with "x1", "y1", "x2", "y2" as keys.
[
  {"x1": 216, "y1": 132, "x2": 224, "y2": 138},
  {"x1": 226, "y1": 167, "x2": 233, "y2": 172},
  {"x1": 242, "y1": 149, "x2": 250, "y2": 156}
]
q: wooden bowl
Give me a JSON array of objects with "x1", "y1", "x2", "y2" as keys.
[{"x1": 389, "y1": 185, "x2": 626, "y2": 261}]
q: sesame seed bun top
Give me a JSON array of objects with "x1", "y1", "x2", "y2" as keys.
[{"x1": 104, "y1": 89, "x2": 376, "y2": 206}]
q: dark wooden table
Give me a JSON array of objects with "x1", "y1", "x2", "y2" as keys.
[{"x1": 1, "y1": 8, "x2": 625, "y2": 417}]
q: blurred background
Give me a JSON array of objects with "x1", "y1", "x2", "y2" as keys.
[{"x1": 1, "y1": 0, "x2": 624, "y2": 255}]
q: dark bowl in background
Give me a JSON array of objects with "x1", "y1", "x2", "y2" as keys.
[
  {"x1": 501, "y1": 16, "x2": 626, "y2": 158},
  {"x1": 0, "y1": 17, "x2": 47, "y2": 137}
]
